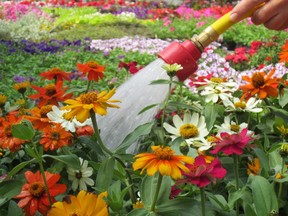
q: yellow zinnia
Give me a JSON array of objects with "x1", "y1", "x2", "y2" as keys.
[
  {"x1": 133, "y1": 145, "x2": 194, "y2": 180},
  {"x1": 62, "y1": 88, "x2": 120, "y2": 123},
  {"x1": 48, "y1": 190, "x2": 108, "y2": 216}
]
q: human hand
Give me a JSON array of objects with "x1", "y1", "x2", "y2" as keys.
[{"x1": 230, "y1": 0, "x2": 288, "y2": 30}]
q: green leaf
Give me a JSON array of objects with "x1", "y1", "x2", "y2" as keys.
[
  {"x1": 140, "y1": 175, "x2": 171, "y2": 209},
  {"x1": 205, "y1": 192, "x2": 229, "y2": 211},
  {"x1": 279, "y1": 88, "x2": 288, "y2": 108},
  {"x1": 248, "y1": 175, "x2": 278, "y2": 216},
  {"x1": 267, "y1": 105, "x2": 288, "y2": 121},
  {"x1": 105, "y1": 180, "x2": 123, "y2": 211},
  {"x1": 150, "y1": 79, "x2": 170, "y2": 85},
  {"x1": 168, "y1": 101, "x2": 202, "y2": 113},
  {"x1": 203, "y1": 104, "x2": 222, "y2": 131},
  {"x1": 0, "y1": 180, "x2": 23, "y2": 207},
  {"x1": 7, "y1": 159, "x2": 36, "y2": 178},
  {"x1": 42, "y1": 154, "x2": 81, "y2": 170},
  {"x1": 95, "y1": 157, "x2": 115, "y2": 192},
  {"x1": 127, "y1": 208, "x2": 151, "y2": 216},
  {"x1": 7, "y1": 200, "x2": 24, "y2": 216},
  {"x1": 115, "y1": 122, "x2": 154, "y2": 154},
  {"x1": 243, "y1": 203, "x2": 257, "y2": 216},
  {"x1": 12, "y1": 120, "x2": 35, "y2": 140},
  {"x1": 138, "y1": 104, "x2": 158, "y2": 115}
]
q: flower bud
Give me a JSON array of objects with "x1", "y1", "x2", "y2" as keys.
[{"x1": 180, "y1": 141, "x2": 189, "y2": 155}]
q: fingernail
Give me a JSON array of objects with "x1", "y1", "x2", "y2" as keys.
[{"x1": 230, "y1": 13, "x2": 238, "y2": 22}]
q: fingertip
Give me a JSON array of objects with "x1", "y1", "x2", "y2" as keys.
[{"x1": 230, "y1": 12, "x2": 240, "y2": 22}]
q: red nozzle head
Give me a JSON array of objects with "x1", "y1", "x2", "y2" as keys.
[{"x1": 158, "y1": 40, "x2": 202, "y2": 81}]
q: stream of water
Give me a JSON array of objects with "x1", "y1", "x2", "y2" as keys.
[{"x1": 96, "y1": 58, "x2": 169, "y2": 153}]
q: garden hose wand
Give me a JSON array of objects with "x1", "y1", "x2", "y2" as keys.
[
  {"x1": 158, "y1": 3, "x2": 264, "y2": 81},
  {"x1": 97, "y1": 4, "x2": 264, "y2": 152}
]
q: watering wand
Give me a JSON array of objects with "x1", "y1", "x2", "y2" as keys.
[
  {"x1": 97, "y1": 4, "x2": 264, "y2": 152},
  {"x1": 158, "y1": 4, "x2": 264, "y2": 81}
]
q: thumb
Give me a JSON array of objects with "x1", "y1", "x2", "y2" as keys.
[{"x1": 230, "y1": 0, "x2": 267, "y2": 22}]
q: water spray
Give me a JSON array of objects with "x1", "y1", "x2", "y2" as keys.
[{"x1": 97, "y1": 5, "x2": 263, "y2": 152}]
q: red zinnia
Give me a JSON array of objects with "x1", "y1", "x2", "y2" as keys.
[
  {"x1": 177, "y1": 156, "x2": 227, "y2": 188},
  {"x1": 210, "y1": 128, "x2": 253, "y2": 155},
  {"x1": 40, "y1": 123, "x2": 73, "y2": 151},
  {"x1": 77, "y1": 61, "x2": 105, "y2": 81},
  {"x1": 29, "y1": 81, "x2": 72, "y2": 107},
  {"x1": 14, "y1": 170, "x2": 67, "y2": 216},
  {"x1": 76, "y1": 125, "x2": 94, "y2": 137},
  {"x1": 39, "y1": 68, "x2": 71, "y2": 84},
  {"x1": 0, "y1": 114, "x2": 26, "y2": 152}
]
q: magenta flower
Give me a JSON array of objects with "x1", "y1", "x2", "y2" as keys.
[
  {"x1": 210, "y1": 128, "x2": 253, "y2": 155},
  {"x1": 177, "y1": 156, "x2": 227, "y2": 188}
]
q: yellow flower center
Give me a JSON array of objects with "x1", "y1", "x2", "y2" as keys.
[
  {"x1": 252, "y1": 72, "x2": 265, "y2": 88},
  {"x1": 15, "y1": 99, "x2": 26, "y2": 106},
  {"x1": 29, "y1": 182, "x2": 45, "y2": 198},
  {"x1": 133, "y1": 201, "x2": 144, "y2": 209},
  {"x1": 80, "y1": 92, "x2": 98, "y2": 104},
  {"x1": 40, "y1": 105, "x2": 53, "y2": 118},
  {"x1": 277, "y1": 125, "x2": 288, "y2": 136},
  {"x1": 87, "y1": 61, "x2": 99, "y2": 68},
  {"x1": 210, "y1": 77, "x2": 223, "y2": 83},
  {"x1": 234, "y1": 101, "x2": 246, "y2": 109},
  {"x1": 4, "y1": 125, "x2": 12, "y2": 137},
  {"x1": 230, "y1": 124, "x2": 240, "y2": 132},
  {"x1": 51, "y1": 68, "x2": 63, "y2": 73},
  {"x1": 50, "y1": 132, "x2": 60, "y2": 141},
  {"x1": 281, "y1": 143, "x2": 288, "y2": 153},
  {"x1": 206, "y1": 136, "x2": 217, "y2": 142},
  {"x1": 13, "y1": 81, "x2": 30, "y2": 93},
  {"x1": 0, "y1": 94, "x2": 7, "y2": 106},
  {"x1": 180, "y1": 124, "x2": 199, "y2": 139},
  {"x1": 45, "y1": 84, "x2": 57, "y2": 96},
  {"x1": 153, "y1": 146, "x2": 174, "y2": 160}
]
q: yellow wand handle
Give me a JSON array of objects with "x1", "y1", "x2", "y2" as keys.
[
  {"x1": 192, "y1": 3, "x2": 265, "y2": 52},
  {"x1": 211, "y1": 3, "x2": 265, "y2": 35}
]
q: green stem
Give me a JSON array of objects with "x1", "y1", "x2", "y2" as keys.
[
  {"x1": 89, "y1": 110, "x2": 137, "y2": 203},
  {"x1": 86, "y1": 80, "x2": 92, "y2": 93},
  {"x1": 32, "y1": 142, "x2": 53, "y2": 206},
  {"x1": 160, "y1": 77, "x2": 173, "y2": 142},
  {"x1": 200, "y1": 187, "x2": 206, "y2": 216},
  {"x1": 233, "y1": 154, "x2": 240, "y2": 216},
  {"x1": 89, "y1": 110, "x2": 113, "y2": 156},
  {"x1": 150, "y1": 174, "x2": 163, "y2": 212}
]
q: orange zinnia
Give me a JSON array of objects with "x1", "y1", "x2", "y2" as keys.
[
  {"x1": 40, "y1": 123, "x2": 73, "y2": 151},
  {"x1": 0, "y1": 114, "x2": 26, "y2": 152},
  {"x1": 29, "y1": 81, "x2": 72, "y2": 107},
  {"x1": 62, "y1": 88, "x2": 120, "y2": 123},
  {"x1": 133, "y1": 145, "x2": 194, "y2": 180},
  {"x1": 15, "y1": 170, "x2": 67, "y2": 216},
  {"x1": 25, "y1": 105, "x2": 53, "y2": 130},
  {"x1": 77, "y1": 60, "x2": 105, "y2": 81},
  {"x1": 278, "y1": 40, "x2": 288, "y2": 63},
  {"x1": 247, "y1": 158, "x2": 260, "y2": 175},
  {"x1": 39, "y1": 67, "x2": 71, "y2": 83},
  {"x1": 239, "y1": 68, "x2": 279, "y2": 100}
]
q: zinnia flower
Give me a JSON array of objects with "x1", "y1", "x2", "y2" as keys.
[
  {"x1": 163, "y1": 112, "x2": 209, "y2": 144},
  {"x1": 47, "y1": 106, "x2": 92, "y2": 132},
  {"x1": 0, "y1": 94, "x2": 7, "y2": 109},
  {"x1": 47, "y1": 190, "x2": 108, "y2": 216},
  {"x1": 214, "y1": 116, "x2": 252, "y2": 135},
  {"x1": 25, "y1": 105, "x2": 53, "y2": 130},
  {"x1": 210, "y1": 128, "x2": 254, "y2": 155},
  {"x1": 62, "y1": 89, "x2": 120, "y2": 123},
  {"x1": 133, "y1": 145, "x2": 194, "y2": 180},
  {"x1": 0, "y1": 115, "x2": 25, "y2": 152},
  {"x1": 14, "y1": 170, "x2": 67, "y2": 216},
  {"x1": 278, "y1": 41, "x2": 288, "y2": 63},
  {"x1": 29, "y1": 82, "x2": 72, "y2": 107},
  {"x1": 39, "y1": 67, "x2": 71, "y2": 83},
  {"x1": 222, "y1": 96, "x2": 263, "y2": 113},
  {"x1": 247, "y1": 158, "x2": 260, "y2": 175},
  {"x1": 13, "y1": 81, "x2": 30, "y2": 94},
  {"x1": 77, "y1": 60, "x2": 105, "y2": 81},
  {"x1": 177, "y1": 155, "x2": 227, "y2": 188},
  {"x1": 40, "y1": 123, "x2": 73, "y2": 151},
  {"x1": 67, "y1": 158, "x2": 94, "y2": 191},
  {"x1": 239, "y1": 68, "x2": 279, "y2": 100}
]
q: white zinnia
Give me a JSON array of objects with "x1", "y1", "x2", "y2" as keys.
[
  {"x1": 215, "y1": 116, "x2": 252, "y2": 135},
  {"x1": 222, "y1": 97, "x2": 263, "y2": 113},
  {"x1": 67, "y1": 158, "x2": 94, "y2": 191},
  {"x1": 200, "y1": 85, "x2": 233, "y2": 103},
  {"x1": 47, "y1": 106, "x2": 92, "y2": 132},
  {"x1": 163, "y1": 112, "x2": 209, "y2": 144}
]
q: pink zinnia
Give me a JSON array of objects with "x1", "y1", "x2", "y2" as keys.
[
  {"x1": 210, "y1": 128, "x2": 253, "y2": 155},
  {"x1": 178, "y1": 156, "x2": 227, "y2": 188}
]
